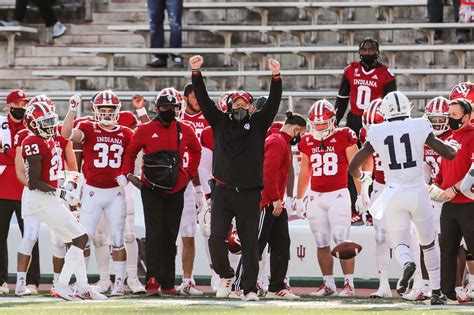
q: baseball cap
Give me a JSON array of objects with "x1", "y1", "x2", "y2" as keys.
[
  {"x1": 6, "y1": 89, "x2": 28, "y2": 104},
  {"x1": 230, "y1": 91, "x2": 253, "y2": 104}
]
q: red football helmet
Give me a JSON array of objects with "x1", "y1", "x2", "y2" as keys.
[
  {"x1": 91, "y1": 90, "x2": 121, "y2": 126},
  {"x1": 425, "y1": 96, "x2": 450, "y2": 136},
  {"x1": 227, "y1": 221, "x2": 241, "y2": 255},
  {"x1": 450, "y1": 82, "x2": 474, "y2": 104},
  {"x1": 308, "y1": 100, "x2": 336, "y2": 140},
  {"x1": 216, "y1": 91, "x2": 233, "y2": 112},
  {"x1": 27, "y1": 94, "x2": 54, "y2": 110},
  {"x1": 362, "y1": 99, "x2": 384, "y2": 128},
  {"x1": 24, "y1": 101, "x2": 58, "y2": 138}
]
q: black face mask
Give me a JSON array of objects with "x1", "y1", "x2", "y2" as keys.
[
  {"x1": 360, "y1": 54, "x2": 378, "y2": 65},
  {"x1": 10, "y1": 107, "x2": 26, "y2": 120},
  {"x1": 290, "y1": 134, "x2": 301, "y2": 146},
  {"x1": 231, "y1": 108, "x2": 249, "y2": 122},
  {"x1": 159, "y1": 109, "x2": 176, "y2": 122},
  {"x1": 448, "y1": 116, "x2": 464, "y2": 131}
]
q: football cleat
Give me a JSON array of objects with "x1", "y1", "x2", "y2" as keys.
[
  {"x1": 15, "y1": 279, "x2": 31, "y2": 296},
  {"x1": 396, "y1": 262, "x2": 416, "y2": 296},
  {"x1": 256, "y1": 283, "x2": 267, "y2": 297},
  {"x1": 216, "y1": 276, "x2": 236, "y2": 298},
  {"x1": 26, "y1": 284, "x2": 38, "y2": 295},
  {"x1": 241, "y1": 291, "x2": 259, "y2": 301},
  {"x1": 127, "y1": 276, "x2": 146, "y2": 294},
  {"x1": 430, "y1": 292, "x2": 447, "y2": 305},
  {"x1": 160, "y1": 287, "x2": 179, "y2": 296},
  {"x1": 310, "y1": 283, "x2": 337, "y2": 297},
  {"x1": 110, "y1": 282, "x2": 125, "y2": 296},
  {"x1": 465, "y1": 282, "x2": 474, "y2": 299},
  {"x1": 76, "y1": 285, "x2": 108, "y2": 300},
  {"x1": 94, "y1": 278, "x2": 112, "y2": 294},
  {"x1": 266, "y1": 289, "x2": 300, "y2": 300},
  {"x1": 53, "y1": 283, "x2": 79, "y2": 301},
  {"x1": 455, "y1": 287, "x2": 471, "y2": 303},
  {"x1": 146, "y1": 277, "x2": 160, "y2": 297},
  {"x1": 402, "y1": 287, "x2": 429, "y2": 301},
  {"x1": 0, "y1": 282, "x2": 9, "y2": 294},
  {"x1": 369, "y1": 286, "x2": 392, "y2": 298},
  {"x1": 228, "y1": 290, "x2": 244, "y2": 299},
  {"x1": 179, "y1": 280, "x2": 203, "y2": 296},
  {"x1": 338, "y1": 281, "x2": 355, "y2": 297}
]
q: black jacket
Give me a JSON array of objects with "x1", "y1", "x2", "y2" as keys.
[{"x1": 192, "y1": 71, "x2": 282, "y2": 189}]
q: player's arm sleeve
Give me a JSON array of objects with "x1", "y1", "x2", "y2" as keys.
[
  {"x1": 122, "y1": 127, "x2": 143, "y2": 175},
  {"x1": 185, "y1": 126, "x2": 202, "y2": 179},
  {"x1": 191, "y1": 71, "x2": 224, "y2": 126},
  {"x1": 263, "y1": 139, "x2": 285, "y2": 202},
  {"x1": 258, "y1": 75, "x2": 283, "y2": 130},
  {"x1": 198, "y1": 147, "x2": 213, "y2": 195},
  {"x1": 460, "y1": 163, "x2": 474, "y2": 200},
  {"x1": 64, "y1": 141, "x2": 78, "y2": 172},
  {"x1": 335, "y1": 74, "x2": 350, "y2": 125},
  {"x1": 425, "y1": 132, "x2": 457, "y2": 161}
]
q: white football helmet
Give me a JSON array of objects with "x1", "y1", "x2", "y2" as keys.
[{"x1": 380, "y1": 91, "x2": 412, "y2": 120}]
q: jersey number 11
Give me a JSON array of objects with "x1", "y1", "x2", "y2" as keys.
[{"x1": 384, "y1": 133, "x2": 417, "y2": 170}]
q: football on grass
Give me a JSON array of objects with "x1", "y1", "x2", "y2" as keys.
[{"x1": 331, "y1": 241, "x2": 363, "y2": 260}]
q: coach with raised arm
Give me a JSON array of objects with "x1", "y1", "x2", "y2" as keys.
[{"x1": 189, "y1": 55, "x2": 282, "y2": 301}]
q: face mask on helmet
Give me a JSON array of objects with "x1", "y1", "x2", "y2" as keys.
[
  {"x1": 29, "y1": 113, "x2": 58, "y2": 138},
  {"x1": 94, "y1": 105, "x2": 120, "y2": 126},
  {"x1": 427, "y1": 115, "x2": 449, "y2": 135},
  {"x1": 311, "y1": 119, "x2": 335, "y2": 140}
]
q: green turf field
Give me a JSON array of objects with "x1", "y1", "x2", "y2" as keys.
[{"x1": 0, "y1": 295, "x2": 473, "y2": 315}]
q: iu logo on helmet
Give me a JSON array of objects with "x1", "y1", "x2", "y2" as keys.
[{"x1": 297, "y1": 245, "x2": 306, "y2": 261}]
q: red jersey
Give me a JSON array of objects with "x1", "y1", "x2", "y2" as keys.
[
  {"x1": 78, "y1": 121, "x2": 133, "y2": 188},
  {"x1": 266, "y1": 121, "x2": 283, "y2": 138},
  {"x1": 424, "y1": 130, "x2": 452, "y2": 181},
  {"x1": 122, "y1": 120, "x2": 201, "y2": 194},
  {"x1": 73, "y1": 115, "x2": 94, "y2": 128},
  {"x1": 343, "y1": 62, "x2": 396, "y2": 116},
  {"x1": 200, "y1": 126, "x2": 214, "y2": 151},
  {"x1": 298, "y1": 128, "x2": 358, "y2": 193},
  {"x1": 182, "y1": 111, "x2": 209, "y2": 140},
  {"x1": 22, "y1": 135, "x2": 60, "y2": 188},
  {"x1": 0, "y1": 115, "x2": 26, "y2": 200},
  {"x1": 261, "y1": 131, "x2": 292, "y2": 209},
  {"x1": 73, "y1": 111, "x2": 138, "y2": 129},
  {"x1": 435, "y1": 126, "x2": 474, "y2": 204},
  {"x1": 360, "y1": 126, "x2": 385, "y2": 184}
]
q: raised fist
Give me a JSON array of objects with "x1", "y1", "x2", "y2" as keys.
[
  {"x1": 69, "y1": 93, "x2": 81, "y2": 112},
  {"x1": 189, "y1": 55, "x2": 204, "y2": 70},
  {"x1": 131, "y1": 95, "x2": 145, "y2": 109},
  {"x1": 268, "y1": 58, "x2": 280, "y2": 76}
]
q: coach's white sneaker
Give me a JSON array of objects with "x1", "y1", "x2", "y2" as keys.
[
  {"x1": 402, "y1": 287, "x2": 429, "y2": 301},
  {"x1": 26, "y1": 284, "x2": 38, "y2": 295},
  {"x1": 127, "y1": 276, "x2": 146, "y2": 294},
  {"x1": 369, "y1": 286, "x2": 392, "y2": 298},
  {"x1": 455, "y1": 286, "x2": 471, "y2": 303},
  {"x1": 94, "y1": 278, "x2": 112, "y2": 294},
  {"x1": 211, "y1": 270, "x2": 220, "y2": 293},
  {"x1": 338, "y1": 282, "x2": 355, "y2": 297},
  {"x1": 242, "y1": 291, "x2": 259, "y2": 301},
  {"x1": 179, "y1": 279, "x2": 203, "y2": 296},
  {"x1": 77, "y1": 285, "x2": 108, "y2": 300},
  {"x1": 54, "y1": 283, "x2": 79, "y2": 301},
  {"x1": 111, "y1": 283, "x2": 125, "y2": 296},
  {"x1": 216, "y1": 276, "x2": 235, "y2": 298},
  {"x1": 266, "y1": 289, "x2": 300, "y2": 300},
  {"x1": 0, "y1": 282, "x2": 9, "y2": 294},
  {"x1": 15, "y1": 280, "x2": 31, "y2": 296},
  {"x1": 228, "y1": 290, "x2": 244, "y2": 299},
  {"x1": 310, "y1": 283, "x2": 337, "y2": 297}
]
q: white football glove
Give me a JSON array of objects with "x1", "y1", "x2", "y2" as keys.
[
  {"x1": 194, "y1": 185, "x2": 205, "y2": 213},
  {"x1": 292, "y1": 198, "x2": 306, "y2": 219},
  {"x1": 355, "y1": 195, "x2": 369, "y2": 215},
  {"x1": 358, "y1": 171, "x2": 373, "y2": 185},
  {"x1": 284, "y1": 196, "x2": 293, "y2": 211},
  {"x1": 428, "y1": 184, "x2": 448, "y2": 202},
  {"x1": 56, "y1": 188, "x2": 80, "y2": 206},
  {"x1": 116, "y1": 174, "x2": 128, "y2": 187},
  {"x1": 69, "y1": 93, "x2": 82, "y2": 112}
]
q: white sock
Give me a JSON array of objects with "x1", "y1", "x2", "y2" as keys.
[
  {"x1": 344, "y1": 274, "x2": 354, "y2": 288},
  {"x1": 394, "y1": 244, "x2": 413, "y2": 267},
  {"x1": 74, "y1": 251, "x2": 89, "y2": 287},
  {"x1": 84, "y1": 255, "x2": 90, "y2": 268},
  {"x1": 182, "y1": 278, "x2": 191, "y2": 284},
  {"x1": 323, "y1": 275, "x2": 336, "y2": 289},
  {"x1": 53, "y1": 273, "x2": 60, "y2": 284},
  {"x1": 469, "y1": 274, "x2": 474, "y2": 284},
  {"x1": 16, "y1": 272, "x2": 26, "y2": 285},
  {"x1": 375, "y1": 241, "x2": 391, "y2": 283},
  {"x1": 113, "y1": 260, "x2": 126, "y2": 286},
  {"x1": 422, "y1": 245, "x2": 441, "y2": 290},
  {"x1": 125, "y1": 239, "x2": 139, "y2": 278},
  {"x1": 379, "y1": 276, "x2": 390, "y2": 289},
  {"x1": 58, "y1": 245, "x2": 83, "y2": 286},
  {"x1": 95, "y1": 245, "x2": 110, "y2": 280}
]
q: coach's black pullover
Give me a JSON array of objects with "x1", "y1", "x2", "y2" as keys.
[{"x1": 192, "y1": 71, "x2": 282, "y2": 189}]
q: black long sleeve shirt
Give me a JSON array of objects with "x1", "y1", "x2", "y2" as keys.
[{"x1": 191, "y1": 71, "x2": 282, "y2": 189}]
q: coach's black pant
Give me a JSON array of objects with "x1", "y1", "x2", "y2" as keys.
[
  {"x1": 209, "y1": 184, "x2": 261, "y2": 294},
  {"x1": 141, "y1": 187, "x2": 185, "y2": 290},
  {"x1": 233, "y1": 205, "x2": 290, "y2": 293},
  {"x1": 345, "y1": 112, "x2": 362, "y2": 213},
  {"x1": 440, "y1": 201, "x2": 474, "y2": 297},
  {"x1": 14, "y1": 0, "x2": 57, "y2": 27},
  {"x1": 0, "y1": 199, "x2": 40, "y2": 286}
]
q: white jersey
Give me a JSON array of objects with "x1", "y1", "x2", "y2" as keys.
[{"x1": 366, "y1": 117, "x2": 433, "y2": 186}]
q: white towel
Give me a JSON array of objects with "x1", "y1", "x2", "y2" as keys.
[{"x1": 0, "y1": 115, "x2": 12, "y2": 153}]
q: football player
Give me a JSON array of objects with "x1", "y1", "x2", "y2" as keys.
[
  {"x1": 349, "y1": 91, "x2": 458, "y2": 305},
  {"x1": 22, "y1": 101, "x2": 106, "y2": 301},
  {"x1": 62, "y1": 91, "x2": 133, "y2": 296},
  {"x1": 294, "y1": 100, "x2": 363, "y2": 297}
]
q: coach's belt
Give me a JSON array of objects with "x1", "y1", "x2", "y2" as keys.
[{"x1": 213, "y1": 181, "x2": 257, "y2": 193}]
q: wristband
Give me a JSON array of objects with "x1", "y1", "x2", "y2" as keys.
[
  {"x1": 192, "y1": 68, "x2": 201, "y2": 72},
  {"x1": 452, "y1": 186, "x2": 460, "y2": 195},
  {"x1": 272, "y1": 73, "x2": 281, "y2": 77},
  {"x1": 136, "y1": 107, "x2": 147, "y2": 116}
]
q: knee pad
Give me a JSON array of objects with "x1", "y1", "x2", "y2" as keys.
[
  {"x1": 332, "y1": 225, "x2": 348, "y2": 245},
  {"x1": 375, "y1": 227, "x2": 387, "y2": 243},
  {"x1": 52, "y1": 242, "x2": 67, "y2": 259},
  {"x1": 110, "y1": 232, "x2": 124, "y2": 248},
  {"x1": 314, "y1": 232, "x2": 330, "y2": 248},
  {"x1": 93, "y1": 234, "x2": 109, "y2": 247},
  {"x1": 124, "y1": 233, "x2": 136, "y2": 244},
  {"x1": 18, "y1": 238, "x2": 36, "y2": 256}
]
